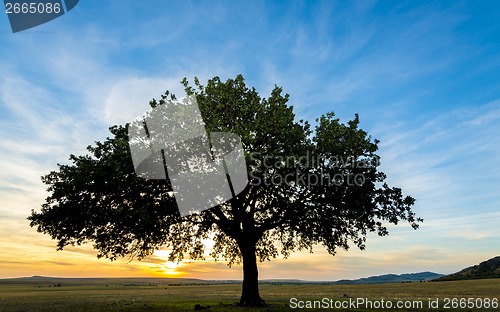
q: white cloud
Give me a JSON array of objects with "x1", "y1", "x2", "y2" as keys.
[
  {"x1": 368, "y1": 100, "x2": 500, "y2": 267},
  {"x1": 103, "y1": 76, "x2": 185, "y2": 126}
]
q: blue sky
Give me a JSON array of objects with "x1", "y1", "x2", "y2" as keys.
[{"x1": 0, "y1": 0, "x2": 499, "y2": 280}]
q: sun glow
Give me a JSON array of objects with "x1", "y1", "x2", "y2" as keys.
[
  {"x1": 165, "y1": 261, "x2": 179, "y2": 270},
  {"x1": 154, "y1": 250, "x2": 184, "y2": 276},
  {"x1": 162, "y1": 264, "x2": 182, "y2": 276}
]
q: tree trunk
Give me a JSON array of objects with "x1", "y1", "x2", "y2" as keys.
[{"x1": 239, "y1": 241, "x2": 265, "y2": 306}]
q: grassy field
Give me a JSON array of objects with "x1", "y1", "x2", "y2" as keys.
[{"x1": 0, "y1": 277, "x2": 498, "y2": 311}]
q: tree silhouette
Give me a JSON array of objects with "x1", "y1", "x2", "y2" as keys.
[{"x1": 29, "y1": 75, "x2": 421, "y2": 306}]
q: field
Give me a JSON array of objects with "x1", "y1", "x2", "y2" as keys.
[{"x1": 0, "y1": 277, "x2": 498, "y2": 312}]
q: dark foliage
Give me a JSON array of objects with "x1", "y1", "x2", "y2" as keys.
[{"x1": 29, "y1": 75, "x2": 421, "y2": 305}]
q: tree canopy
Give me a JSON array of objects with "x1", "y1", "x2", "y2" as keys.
[{"x1": 29, "y1": 74, "x2": 421, "y2": 305}]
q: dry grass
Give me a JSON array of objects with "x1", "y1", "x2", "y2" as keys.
[{"x1": 0, "y1": 278, "x2": 498, "y2": 311}]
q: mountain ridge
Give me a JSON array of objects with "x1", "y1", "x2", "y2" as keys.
[
  {"x1": 334, "y1": 271, "x2": 443, "y2": 284},
  {"x1": 435, "y1": 256, "x2": 500, "y2": 281},
  {"x1": 0, "y1": 272, "x2": 444, "y2": 285}
]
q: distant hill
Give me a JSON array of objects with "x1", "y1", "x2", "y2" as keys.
[
  {"x1": 0, "y1": 273, "x2": 448, "y2": 286},
  {"x1": 334, "y1": 272, "x2": 443, "y2": 284},
  {"x1": 0, "y1": 276, "x2": 225, "y2": 286},
  {"x1": 0, "y1": 272, "x2": 450, "y2": 286},
  {"x1": 436, "y1": 256, "x2": 500, "y2": 281}
]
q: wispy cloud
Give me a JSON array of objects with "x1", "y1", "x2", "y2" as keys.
[{"x1": 0, "y1": 1, "x2": 499, "y2": 280}]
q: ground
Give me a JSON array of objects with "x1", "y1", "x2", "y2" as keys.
[{"x1": 0, "y1": 278, "x2": 498, "y2": 311}]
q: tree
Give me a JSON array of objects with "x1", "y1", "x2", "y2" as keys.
[{"x1": 29, "y1": 75, "x2": 422, "y2": 306}]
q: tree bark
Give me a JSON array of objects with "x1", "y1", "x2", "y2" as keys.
[{"x1": 239, "y1": 241, "x2": 265, "y2": 306}]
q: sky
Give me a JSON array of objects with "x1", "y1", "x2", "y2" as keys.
[{"x1": 0, "y1": 0, "x2": 499, "y2": 281}]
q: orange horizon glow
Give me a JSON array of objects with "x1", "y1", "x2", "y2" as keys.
[{"x1": 1, "y1": 227, "x2": 495, "y2": 281}]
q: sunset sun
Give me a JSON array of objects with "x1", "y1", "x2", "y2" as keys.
[
  {"x1": 160, "y1": 260, "x2": 183, "y2": 276},
  {"x1": 154, "y1": 250, "x2": 183, "y2": 276},
  {"x1": 165, "y1": 261, "x2": 179, "y2": 270}
]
